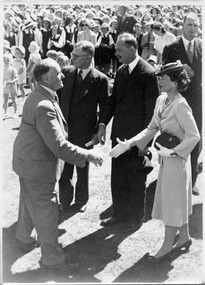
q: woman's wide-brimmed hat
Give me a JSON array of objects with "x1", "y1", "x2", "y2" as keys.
[
  {"x1": 11, "y1": 45, "x2": 25, "y2": 56},
  {"x1": 156, "y1": 60, "x2": 184, "y2": 76},
  {"x1": 42, "y1": 16, "x2": 51, "y2": 24},
  {"x1": 4, "y1": 40, "x2": 11, "y2": 50}
]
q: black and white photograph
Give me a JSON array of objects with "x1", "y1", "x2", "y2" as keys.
[{"x1": 0, "y1": 0, "x2": 204, "y2": 284}]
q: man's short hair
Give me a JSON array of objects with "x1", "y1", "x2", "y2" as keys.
[
  {"x1": 183, "y1": 12, "x2": 199, "y2": 25},
  {"x1": 117, "y1": 33, "x2": 138, "y2": 49},
  {"x1": 73, "y1": 40, "x2": 95, "y2": 57},
  {"x1": 33, "y1": 58, "x2": 57, "y2": 82}
]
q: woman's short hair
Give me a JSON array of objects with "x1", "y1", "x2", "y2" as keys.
[
  {"x1": 79, "y1": 17, "x2": 91, "y2": 28},
  {"x1": 165, "y1": 66, "x2": 193, "y2": 92}
]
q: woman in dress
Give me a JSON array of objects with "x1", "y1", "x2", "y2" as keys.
[
  {"x1": 109, "y1": 61, "x2": 200, "y2": 263},
  {"x1": 77, "y1": 18, "x2": 97, "y2": 47}
]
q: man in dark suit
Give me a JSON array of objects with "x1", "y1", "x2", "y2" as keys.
[
  {"x1": 116, "y1": 6, "x2": 137, "y2": 69},
  {"x1": 59, "y1": 41, "x2": 110, "y2": 213},
  {"x1": 163, "y1": 12, "x2": 202, "y2": 195},
  {"x1": 13, "y1": 58, "x2": 103, "y2": 272},
  {"x1": 97, "y1": 33, "x2": 159, "y2": 233},
  {"x1": 116, "y1": 6, "x2": 137, "y2": 37}
]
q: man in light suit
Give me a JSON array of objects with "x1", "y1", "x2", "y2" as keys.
[
  {"x1": 12, "y1": 58, "x2": 103, "y2": 272},
  {"x1": 162, "y1": 12, "x2": 202, "y2": 195},
  {"x1": 98, "y1": 33, "x2": 159, "y2": 233},
  {"x1": 59, "y1": 41, "x2": 109, "y2": 213}
]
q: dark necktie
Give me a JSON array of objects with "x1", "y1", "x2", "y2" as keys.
[
  {"x1": 123, "y1": 65, "x2": 129, "y2": 82},
  {"x1": 54, "y1": 93, "x2": 59, "y2": 103},
  {"x1": 77, "y1": 70, "x2": 83, "y2": 85},
  {"x1": 187, "y1": 41, "x2": 193, "y2": 64}
]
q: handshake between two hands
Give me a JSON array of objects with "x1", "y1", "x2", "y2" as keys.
[
  {"x1": 86, "y1": 137, "x2": 176, "y2": 168},
  {"x1": 109, "y1": 138, "x2": 176, "y2": 158}
]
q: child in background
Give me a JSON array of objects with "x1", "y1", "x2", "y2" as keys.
[
  {"x1": 97, "y1": 23, "x2": 114, "y2": 76},
  {"x1": 3, "y1": 54, "x2": 18, "y2": 119},
  {"x1": 56, "y1": 51, "x2": 65, "y2": 60},
  {"x1": 12, "y1": 46, "x2": 26, "y2": 103},
  {"x1": 109, "y1": 19, "x2": 118, "y2": 78},
  {"x1": 56, "y1": 54, "x2": 70, "y2": 71},
  {"x1": 46, "y1": 49, "x2": 58, "y2": 61},
  {"x1": 3, "y1": 40, "x2": 13, "y2": 63},
  {"x1": 27, "y1": 41, "x2": 41, "y2": 90}
]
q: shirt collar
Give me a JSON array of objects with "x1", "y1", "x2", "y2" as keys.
[
  {"x1": 127, "y1": 54, "x2": 140, "y2": 73},
  {"x1": 182, "y1": 35, "x2": 195, "y2": 50},
  {"x1": 40, "y1": 85, "x2": 57, "y2": 99},
  {"x1": 102, "y1": 32, "x2": 109, "y2": 37},
  {"x1": 78, "y1": 66, "x2": 92, "y2": 79}
]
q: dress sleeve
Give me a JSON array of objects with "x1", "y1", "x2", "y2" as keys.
[
  {"x1": 129, "y1": 97, "x2": 161, "y2": 150},
  {"x1": 173, "y1": 99, "x2": 200, "y2": 159}
]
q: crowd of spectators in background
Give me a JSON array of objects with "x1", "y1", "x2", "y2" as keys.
[{"x1": 3, "y1": 4, "x2": 202, "y2": 118}]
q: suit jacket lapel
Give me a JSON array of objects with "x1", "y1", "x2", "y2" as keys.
[
  {"x1": 54, "y1": 101, "x2": 67, "y2": 124},
  {"x1": 78, "y1": 67, "x2": 96, "y2": 100},
  {"x1": 36, "y1": 85, "x2": 67, "y2": 125},
  {"x1": 193, "y1": 38, "x2": 201, "y2": 61},
  {"x1": 178, "y1": 38, "x2": 190, "y2": 64},
  {"x1": 60, "y1": 67, "x2": 76, "y2": 119},
  {"x1": 116, "y1": 63, "x2": 141, "y2": 102}
]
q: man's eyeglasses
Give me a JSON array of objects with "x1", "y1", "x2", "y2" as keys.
[
  {"x1": 81, "y1": 24, "x2": 88, "y2": 27},
  {"x1": 71, "y1": 53, "x2": 88, "y2": 60}
]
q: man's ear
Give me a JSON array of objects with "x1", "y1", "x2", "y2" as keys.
[
  {"x1": 130, "y1": 46, "x2": 135, "y2": 54},
  {"x1": 42, "y1": 72, "x2": 50, "y2": 83}
]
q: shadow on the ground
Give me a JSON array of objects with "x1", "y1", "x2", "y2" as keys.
[
  {"x1": 99, "y1": 179, "x2": 157, "y2": 222},
  {"x1": 3, "y1": 219, "x2": 135, "y2": 283},
  {"x1": 113, "y1": 253, "x2": 174, "y2": 283},
  {"x1": 189, "y1": 203, "x2": 203, "y2": 240},
  {"x1": 113, "y1": 202, "x2": 203, "y2": 283},
  {"x1": 2, "y1": 181, "x2": 202, "y2": 283},
  {"x1": 144, "y1": 179, "x2": 157, "y2": 221}
]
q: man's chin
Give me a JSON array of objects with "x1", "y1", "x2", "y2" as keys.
[{"x1": 57, "y1": 83, "x2": 63, "y2": 90}]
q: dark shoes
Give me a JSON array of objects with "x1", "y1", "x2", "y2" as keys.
[
  {"x1": 101, "y1": 216, "x2": 124, "y2": 226},
  {"x1": 73, "y1": 203, "x2": 87, "y2": 212},
  {"x1": 44, "y1": 259, "x2": 79, "y2": 272},
  {"x1": 58, "y1": 203, "x2": 71, "y2": 213},
  {"x1": 121, "y1": 221, "x2": 144, "y2": 234},
  {"x1": 101, "y1": 217, "x2": 144, "y2": 232},
  {"x1": 171, "y1": 239, "x2": 192, "y2": 254},
  {"x1": 192, "y1": 185, "x2": 199, "y2": 196},
  {"x1": 144, "y1": 239, "x2": 192, "y2": 266},
  {"x1": 144, "y1": 251, "x2": 172, "y2": 265},
  {"x1": 59, "y1": 203, "x2": 87, "y2": 213}
]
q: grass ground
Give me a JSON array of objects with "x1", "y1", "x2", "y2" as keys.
[{"x1": 1, "y1": 93, "x2": 204, "y2": 284}]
